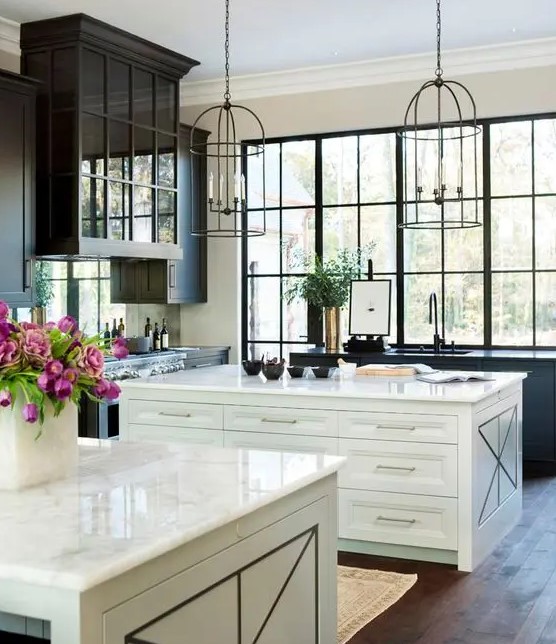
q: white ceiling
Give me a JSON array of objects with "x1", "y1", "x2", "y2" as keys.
[{"x1": 0, "y1": 0, "x2": 555, "y2": 82}]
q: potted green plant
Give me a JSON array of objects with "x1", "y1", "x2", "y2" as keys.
[
  {"x1": 284, "y1": 245, "x2": 374, "y2": 351},
  {"x1": 31, "y1": 260, "x2": 54, "y2": 325}
]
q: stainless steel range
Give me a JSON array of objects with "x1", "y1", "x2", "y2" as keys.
[{"x1": 79, "y1": 350, "x2": 191, "y2": 439}]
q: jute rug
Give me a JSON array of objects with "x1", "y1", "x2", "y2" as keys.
[{"x1": 337, "y1": 566, "x2": 418, "y2": 643}]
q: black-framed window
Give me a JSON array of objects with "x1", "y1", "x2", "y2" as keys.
[{"x1": 242, "y1": 113, "x2": 556, "y2": 359}]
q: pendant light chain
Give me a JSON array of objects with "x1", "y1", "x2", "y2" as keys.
[
  {"x1": 435, "y1": 0, "x2": 443, "y2": 78},
  {"x1": 224, "y1": 0, "x2": 231, "y2": 102}
]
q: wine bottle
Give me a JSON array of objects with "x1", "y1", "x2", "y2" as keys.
[
  {"x1": 161, "y1": 318, "x2": 169, "y2": 351},
  {"x1": 144, "y1": 317, "x2": 153, "y2": 351},
  {"x1": 103, "y1": 322, "x2": 111, "y2": 348},
  {"x1": 118, "y1": 317, "x2": 125, "y2": 338},
  {"x1": 153, "y1": 322, "x2": 161, "y2": 351},
  {"x1": 111, "y1": 319, "x2": 118, "y2": 339}
]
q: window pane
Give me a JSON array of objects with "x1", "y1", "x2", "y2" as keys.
[
  {"x1": 282, "y1": 140, "x2": 315, "y2": 206},
  {"x1": 82, "y1": 114, "x2": 106, "y2": 175},
  {"x1": 247, "y1": 211, "x2": 280, "y2": 274},
  {"x1": 444, "y1": 203, "x2": 484, "y2": 271},
  {"x1": 108, "y1": 120, "x2": 130, "y2": 179},
  {"x1": 47, "y1": 279, "x2": 67, "y2": 323},
  {"x1": 81, "y1": 177, "x2": 105, "y2": 238},
  {"x1": 158, "y1": 133, "x2": 176, "y2": 187},
  {"x1": 108, "y1": 59, "x2": 130, "y2": 120},
  {"x1": 156, "y1": 77, "x2": 176, "y2": 133},
  {"x1": 534, "y1": 119, "x2": 556, "y2": 194},
  {"x1": 73, "y1": 262, "x2": 99, "y2": 278},
  {"x1": 82, "y1": 49, "x2": 105, "y2": 114},
  {"x1": 100, "y1": 280, "x2": 126, "y2": 333},
  {"x1": 491, "y1": 121, "x2": 532, "y2": 196},
  {"x1": 247, "y1": 277, "x2": 281, "y2": 341},
  {"x1": 51, "y1": 262, "x2": 68, "y2": 279},
  {"x1": 282, "y1": 343, "x2": 314, "y2": 362},
  {"x1": 134, "y1": 127, "x2": 154, "y2": 184},
  {"x1": 404, "y1": 274, "x2": 442, "y2": 344},
  {"x1": 108, "y1": 181, "x2": 130, "y2": 241},
  {"x1": 491, "y1": 198, "x2": 532, "y2": 270},
  {"x1": 283, "y1": 277, "x2": 308, "y2": 342},
  {"x1": 246, "y1": 343, "x2": 281, "y2": 362},
  {"x1": 282, "y1": 208, "x2": 315, "y2": 274},
  {"x1": 322, "y1": 136, "x2": 357, "y2": 205},
  {"x1": 535, "y1": 197, "x2": 556, "y2": 269},
  {"x1": 535, "y1": 272, "x2": 556, "y2": 345},
  {"x1": 445, "y1": 273, "x2": 484, "y2": 345},
  {"x1": 157, "y1": 190, "x2": 175, "y2": 243},
  {"x1": 492, "y1": 272, "x2": 533, "y2": 345},
  {"x1": 403, "y1": 228, "x2": 441, "y2": 272},
  {"x1": 78, "y1": 279, "x2": 99, "y2": 334},
  {"x1": 323, "y1": 206, "x2": 357, "y2": 259},
  {"x1": 360, "y1": 205, "x2": 396, "y2": 273},
  {"x1": 134, "y1": 69, "x2": 154, "y2": 127},
  {"x1": 248, "y1": 143, "x2": 279, "y2": 209},
  {"x1": 360, "y1": 134, "x2": 396, "y2": 203},
  {"x1": 133, "y1": 187, "x2": 153, "y2": 242}
]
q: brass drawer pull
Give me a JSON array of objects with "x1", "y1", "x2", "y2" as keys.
[
  {"x1": 376, "y1": 516, "x2": 416, "y2": 524},
  {"x1": 376, "y1": 425, "x2": 416, "y2": 431},
  {"x1": 376, "y1": 464, "x2": 416, "y2": 472},
  {"x1": 158, "y1": 412, "x2": 192, "y2": 418},
  {"x1": 261, "y1": 418, "x2": 297, "y2": 424}
]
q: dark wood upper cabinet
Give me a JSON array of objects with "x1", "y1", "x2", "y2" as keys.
[
  {"x1": 0, "y1": 70, "x2": 38, "y2": 306},
  {"x1": 110, "y1": 124, "x2": 209, "y2": 304},
  {"x1": 20, "y1": 13, "x2": 199, "y2": 260}
]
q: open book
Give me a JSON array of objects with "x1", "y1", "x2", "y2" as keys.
[{"x1": 416, "y1": 371, "x2": 494, "y2": 384}]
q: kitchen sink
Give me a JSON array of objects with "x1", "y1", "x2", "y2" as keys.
[{"x1": 388, "y1": 348, "x2": 473, "y2": 355}]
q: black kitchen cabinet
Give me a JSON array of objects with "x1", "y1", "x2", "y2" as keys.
[
  {"x1": 110, "y1": 124, "x2": 209, "y2": 304},
  {"x1": 20, "y1": 13, "x2": 199, "y2": 260},
  {"x1": 0, "y1": 71, "x2": 37, "y2": 307},
  {"x1": 290, "y1": 348, "x2": 556, "y2": 472}
]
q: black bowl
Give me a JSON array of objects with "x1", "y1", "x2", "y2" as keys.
[
  {"x1": 311, "y1": 366, "x2": 334, "y2": 378},
  {"x1": 242, "y1": 360, "x2": 263, "y2": 376},
  {"x1": 262, "y1": 363, "x2": 285, "y2": 380},
  {"x1": 287, "y1": 365, "x2": 306, "y2": 378}
]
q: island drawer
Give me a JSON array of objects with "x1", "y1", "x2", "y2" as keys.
[
  {"x1": 339, "y1": 411, "x2": 457, "y2": 444},
  {"x1": 224, "y1": 406, "x2": 337, "y2": 437},
  {"x1": 127, "y1": 424, "x2": 224, "y2": 447},
  {"x1": 339, "y1": 489, "x2": 457, "y2": 550},
  {"x1": 224, "y1": 431, "x2": 338, "y2": 455},
  {"x1": 338, "y1": 439, "x2": 457, "y2": 497},
  {"x1": 128, "y1": 400, "x2": 223, "y2": 429}
]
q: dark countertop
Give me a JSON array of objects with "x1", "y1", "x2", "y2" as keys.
[{"x1": 291, "y1": 347, "x2": 556, "y2": 362}]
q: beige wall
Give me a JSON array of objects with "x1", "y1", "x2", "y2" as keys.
[
  {"x1": 179, "y1": 65, "x2": 556, "y2": 359},
  {"x1": 0, "y1": 50, "x2": 19, "y2": 73}
]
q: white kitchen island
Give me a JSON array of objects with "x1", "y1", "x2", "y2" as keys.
[
  {"x1": 0, "y1": 439, "x2": 343, "y2": 644},
  {"x1": 120, "y1": 364, "x2": 527, "y2": 572}
]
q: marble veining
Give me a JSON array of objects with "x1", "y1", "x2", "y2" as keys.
[
  {"x1": 0, "y1": 440, "x2": 344, "y2": 591},
  {"x1": 121, "y1": 364, "x2": 526, "y2": 403}
]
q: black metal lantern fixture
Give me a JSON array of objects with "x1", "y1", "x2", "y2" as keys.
[
  {"x1": 399, "y1": 0, "x2": 481, "y2": 229},
  {"x1": 189, "y1": 0, "x2": 266, "y2": 237}
]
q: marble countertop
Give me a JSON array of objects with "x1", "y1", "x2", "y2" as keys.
[
  {"x1": 0, "y1": 440, "x2": 344, "y2": 592},
  {"x1": 121, "y1": 364, "x2": 526, "y2": 403}
]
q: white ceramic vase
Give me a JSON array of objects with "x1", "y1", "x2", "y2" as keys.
[{"x1": 0, "y1": 400, "x2": 78, "y2": 490}]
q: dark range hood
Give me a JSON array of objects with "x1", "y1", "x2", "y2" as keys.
[{"x1": 20, "y1": 14, "x2": 199, "y2": 260}]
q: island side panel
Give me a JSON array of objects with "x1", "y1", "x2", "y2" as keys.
[{"x1": 77, "y1": 474, "x2": 338, "y2": 644}]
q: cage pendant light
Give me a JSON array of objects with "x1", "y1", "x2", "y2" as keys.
[
  {"x1": 399, "y1": 0, "x2": 481, "y2": 229},
  {"x1": 189, "y1": 0, "x2": 266, "y2": 237}
]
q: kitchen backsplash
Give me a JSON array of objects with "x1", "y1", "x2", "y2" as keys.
[{"x1": 124, "y1": 304, "x2": 182, "y2": 345}]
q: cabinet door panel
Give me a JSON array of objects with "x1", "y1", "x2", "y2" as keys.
[
  {"x1": 482, "y1": 360, "x2": 555, "y2": 462},
  {"x1": 0, "y1": 87, "x2": 34, "y2": 305},
  {"x1": 224, "y1": 406, "x2": 337, "y2": 437}
]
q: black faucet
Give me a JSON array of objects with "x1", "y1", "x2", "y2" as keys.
[{"x1": 428, "y1": 292, "x2": 444, "y2": 353}]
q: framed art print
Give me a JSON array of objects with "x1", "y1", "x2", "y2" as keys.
[{"x1": 348, "y1": 279, "x2": 392, "y2": 336}]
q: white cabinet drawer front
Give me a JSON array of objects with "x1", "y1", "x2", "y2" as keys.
[
  {"x1": 128, "y1": 424, "x2": 224, "y2": 447},
  {"x1": 224, "y1": 431, "x2": 339, "y2": 455},
  {"x1": 339, "y1": 411, "x2": 457, "y2": 444},
  {"x1": 129, "y1": 400, "x2": 223, "y2": 429},
  {"x1": 339, "y1": 439, "x2": 457, "y2": 497},
  {"x1": 339, "y1": 489, "x2": 457, "y2": 550},
  {"x1": 224, "y1": 406, "x2": 337, "y2": 437}
]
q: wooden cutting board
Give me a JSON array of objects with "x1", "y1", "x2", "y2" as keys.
[{"x1": 355, "y1": 363, "x2": 416, "y2": 376}]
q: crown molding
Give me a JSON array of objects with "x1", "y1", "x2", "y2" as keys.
[
  {"x1": 181, "y1": 37, "x2": 556, "y2": 106},
  {"x1": 0, "y1": 16, "x2": 20, "y2": 56}
]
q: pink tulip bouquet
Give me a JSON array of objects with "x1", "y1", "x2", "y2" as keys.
[{"x1": 0, "y1": 300, "x2": 129, "y2": 425}]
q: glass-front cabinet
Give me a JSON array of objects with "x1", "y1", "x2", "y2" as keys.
[{"x1": 20, "y1": 14, "x2": 198, "y2": 259}]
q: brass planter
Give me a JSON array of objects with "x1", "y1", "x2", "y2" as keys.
[
  {"x1": 31, "y1": 306, "x2": 47, "y2": 326},
  {"x1": 324, "y1": 307, "x2": 341, "y2": 352}
]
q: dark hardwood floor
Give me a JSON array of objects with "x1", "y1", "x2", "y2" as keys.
[{"x1": 339, "y1": 475, "x2": 556, "y2": 644}]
